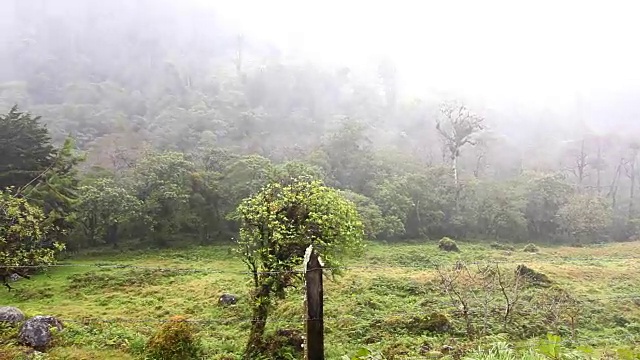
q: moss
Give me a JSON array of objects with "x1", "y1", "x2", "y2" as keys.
[
  {"x1": 438, "y1": 237, "x2": 459, "y2": 252},
  {"x1": 145, "y1": 315, "x2": 203, "y2": 360},
  {"x1": 516, "y1": 265, "x2": 551, "y2": 287},
  {"x1": 385, "y1": 312, "x2": 451, "y2": 335},
  {"x1": 522, "y1": 243, "x2": 540, "y2": 253}
]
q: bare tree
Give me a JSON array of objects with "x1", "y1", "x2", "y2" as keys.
[
  {"x1": 625, "y1": 142, "x2": 640, "y2": 219},
  {"x1": 495, "y1": 265, "x2": 525, "y2": 331},
  {"x1": 436, "y1": 262, "x2": 475, "y2": 338},
  {"x1": 436, "y1": 101, "x2": 485, "y2": 185}
]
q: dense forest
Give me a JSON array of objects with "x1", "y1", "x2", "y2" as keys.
[{"x1": 1, "y1": 0, "x2": 640, "y2": 256}]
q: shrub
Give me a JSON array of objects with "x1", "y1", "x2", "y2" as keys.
[
  {"x1": 438, "y1": 237, "x2": 460, "y2": 252},
  {"x1": 260, "y1": 329, "x2": 304, "y2": 359},
  {"x1": 522, "y1": 243, "x2": 540, "y2": 253},
  {"x1": 145, "y1": 315, "x2": 202, "y2": 360}
]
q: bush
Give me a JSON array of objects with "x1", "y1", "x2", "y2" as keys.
[
  {"x1": 438, "y1": 237, "x2": 459, "y2": 252},
  {"x1": 145, "y1": 315, "x2": 203, "y2": 360},
  {"x1": 490, "y1": 242, "x2": 515, "y2": 251},
  {"x1": 260, "y1": 329, "x2": 304, "y2": 359},
  {"x1": 522, "y1": 243, "x2": 540, "y2": 253}
]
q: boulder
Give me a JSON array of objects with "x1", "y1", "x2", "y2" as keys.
[
  {"x1": 219, "y1": 293, "x2": 237, "y2": 305},
  {"x1": 0, "y1": 306, "x2": 25, "y2": 323},
  {"x1": 18, "y1": 316, "x2": 64, "y2": 351}
]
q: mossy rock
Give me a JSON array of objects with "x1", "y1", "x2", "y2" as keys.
[
  {"x1": 145, "y1": 315, "x2": 203, "y2": 360},
  {"x1": 438, "y1": 237, "x2": 459, "y2": 252},
  {"x1": 381, "y1": 312, "x2": 451, "y2": 335},
  {"x1": 516, "y1": 265, "x2": 551, "y2": 287}
]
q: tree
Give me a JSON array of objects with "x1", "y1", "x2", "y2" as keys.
[
  {"x1": 436, "y1": 101, "x2": 485, "y2": 185},
  {"x1": 235, "y1": 178, "x2": 364, "y2": 358},
  {"x1": 0, "y1": 105, "x2": 55, "y2": 189},
  {"x1": 0, "y1": 189, "x2": 64, "y2": 289},
  {"x1": 558, "y1": 194, "x2": 612, "y2": 244},
  {"x1": 24, "y1": 138, "x2": 83, "y2": 244},
  {"x1": 524, "y1": 173, "x2": 573, "y2": 240},
  {"x1": 133, "y1": 151, "x2": 194, "y2": 246},
  {"x1": 74, "y1": 178, "x2": 142, "y2": 248},
  {"x1": 339, "y1": 190, "x2": 402, "y2": 240}
]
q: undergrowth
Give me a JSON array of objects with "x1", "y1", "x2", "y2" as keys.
[{"x1": 0, "y1": 241, "x2": 638, "y2": 358}]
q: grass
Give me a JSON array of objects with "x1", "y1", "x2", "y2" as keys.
[{"x1": 1, "y1": 240, "x2": 640, "y2": 359}]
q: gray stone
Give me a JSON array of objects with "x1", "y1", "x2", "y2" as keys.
[
  {"x1": 18, "y1": 316, "x2": 64, "y2": 350},
  {"x1": 218, "y1": 293, "x2": 237, "y2": 305},
  {"x1": 9, "y1": 273, "x2": 21, "y2": 282},
  {"x1": 0, "y1": 306, "x2": 25, "y2": 323}
]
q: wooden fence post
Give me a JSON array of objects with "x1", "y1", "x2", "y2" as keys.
[{"x1": 303, "y1": 245, "x2": 324, "y2": 360}]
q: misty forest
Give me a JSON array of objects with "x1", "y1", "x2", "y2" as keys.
[{"x1": 1, "y1": 1, "x2": 640, "y2": 359}]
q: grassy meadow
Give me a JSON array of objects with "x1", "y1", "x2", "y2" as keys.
[{"x1": 1, "y1": 240, "x2": 640, "y2": 359}]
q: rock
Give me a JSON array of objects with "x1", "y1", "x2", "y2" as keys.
[
  {"x1": 218, "y1": 293, "x2": 237, "y2": 305},
  {"x1": 441, "y1": 345, "x2": 455, "y2": 353},
  {"x1": 516, "y1": 265, "x2": 552, "y2": 287},
  {"x1": 18, "y1": 316, "x2": 64, "y2": 350},
  {"x1": 9, "y1": 273, "x2": 21, "y2": 282},
  {"x1": 0, "y1": 306, "x2": 25, "y2": 323}
]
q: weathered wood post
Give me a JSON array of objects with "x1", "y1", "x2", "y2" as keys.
[{"x1": 303, "y1": 245, "x2": 324, "y2": 360}]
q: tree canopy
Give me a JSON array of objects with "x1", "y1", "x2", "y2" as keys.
[{"x1": 235, "y1": 178, "x2": 364, "y2": 357}]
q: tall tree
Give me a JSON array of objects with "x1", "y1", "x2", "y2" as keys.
[
  {"x1": 436, "y1": 101, "x2": 485, "y2": 185},
  {"x1": 0, "y1": 106, "x2": 55, "y2": 189},
  {"x1": 24, "y1": 138, "x2": 82, "y2": 243}
]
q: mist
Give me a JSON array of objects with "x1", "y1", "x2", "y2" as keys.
[{"x1": 4, "y1": 1, "x2": 640, "y2": 358}]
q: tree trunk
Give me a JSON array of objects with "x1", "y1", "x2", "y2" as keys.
[
  {"x1": 244, "y1": 283, "x2": 271, "y2": 359},
  {"x1": 596, "y1": 143, "x2": 602, "y2": 195}
]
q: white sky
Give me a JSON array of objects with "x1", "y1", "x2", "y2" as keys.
[{"x1": 205, "y1": 0, "x2": 640, "y2": 106}]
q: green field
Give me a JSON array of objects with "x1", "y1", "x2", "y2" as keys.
[{"x1": 2, "y1": 240, "x2": 640, "y2": 359}]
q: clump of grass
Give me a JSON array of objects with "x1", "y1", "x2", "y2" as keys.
[
  {"x1": 439, "y1": 237, "x2": 460, "y2": 252},
  {"x1": 522, "y1": 243, "x2": 540, "y2": 253},
  {"x1": 490, "y1": 242, "x2": 515, "y2": 251},
  {"x1": 67, "y1": 268, "x2": 185, "y2": 292},
  {"x1": 145, "y1": 315, "x2": 203, "y2": 360},
  {"x1": 260, "y1": 329, "x2": 304, "y2": 359}
]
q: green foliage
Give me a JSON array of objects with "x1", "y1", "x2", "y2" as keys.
[
  {"x1": 342, "y1": 347, "x2": 386, "y2": 360},
  {"x1": 73, "y1": 178, "x2": 142, "y2": 248},
  {"x1": 523, "y1": 243, "x2": 540, "y2": 253},
  {"x1": 133, "y1": 151, "x2": 194, "y2": 245},
  {"x1": 558, "y1": 194, "x2": 613, "y2": 244},
  {"x1": 490, "y1": 242, "x2": 516, "y2": 251},
  {"x1": 0, "y1": 189, "x2": 64, "y2": 287},
  {"x1": 0, "y1": 106, "x2": 55, "y2": 189},
  {"x1": 236, "y1": 178, "x2": 365, "y2": 282},
  {"x1": 23, "y1": 137, "x2": 83, "y2": 244},
  {"x1": 339, "y1": 190, "x2": 401, "y2": 240},
  {"x1": 235, "y1": 177, "x2": 364, "y2": 357},
  {"x1": 438, "y1": 237, "x2": 460, "y2": 252},
  {"x1": 524, "y1": 173, "x2": 574, "y2": 240},
  {"x1": 145, "y1": 315, "x2": 203, "y2": 360}
]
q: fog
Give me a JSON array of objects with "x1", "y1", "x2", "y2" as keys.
[
  {"x1": 2, "y1": 0, "x2": 640, "y2": 183},
  {"x1": 213, "y1": 0, "x2": 640, "y2": 106}
]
